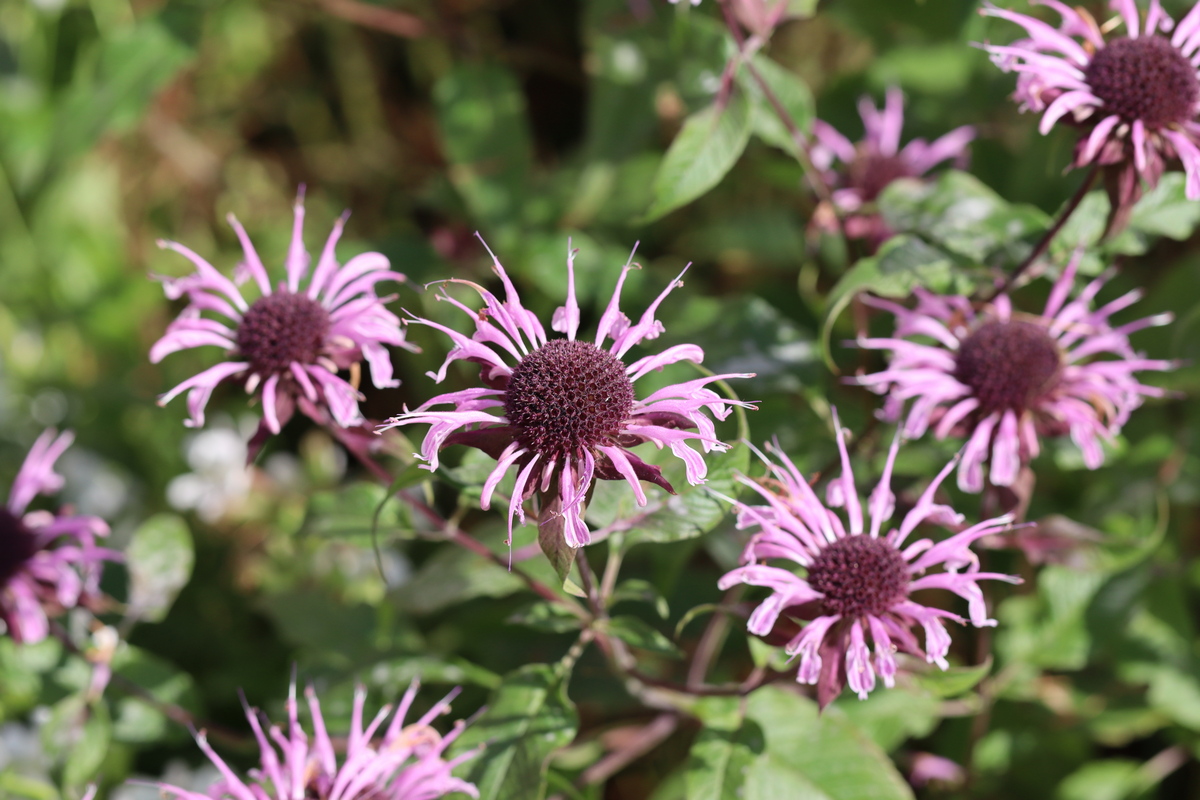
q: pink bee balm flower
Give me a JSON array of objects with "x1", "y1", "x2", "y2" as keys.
[
  {"x1": 810, "y1": 87, "x2": 975, "y2": 245},
  {"x1": 150, "y1": 680, "x2": 478, "y2": 800},
  {"x1": 151, "y1": 189, "x2": 416, "y2": 438},
  {"x1": 382, "y1": 240, "x2": 753, "y2": 549},
  {"x1": 982, "y1": 0, "x2": 1200, "y2": 226},
  {"x1": 2, "y1": 430, "x2": 117, "y2": 644},
  {"x1": 719, "y1": 412, "x2": 1019, "y2": 707},
  {"x1": 854, "y1": 255, "x2": 1173, "y2": 492}
]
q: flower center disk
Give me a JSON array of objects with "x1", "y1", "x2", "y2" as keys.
[
  {"x1": 806, "y1": 534, "x2": 910, "y2": 619},
  {"x1": 848, "y1": 152, "x2": 914, "y2": 202},
  {"x1": 0, "y1": 507, "x2": 37, "y2": 589},
  {"x1": 504, "y1": 339, "x2": 635, "y2": 459},
  {"x1": 954, "y1": 320, "x2": 1062, "y2": 416},
  {"x1": 236, "y1": 291, "x2": 331, "y2": 377},
  {"x1": 1084, "y1": 36, "x2": 1200, "y2": 128}
]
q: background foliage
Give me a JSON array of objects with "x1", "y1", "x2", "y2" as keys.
[{"x1": 0, "y1": 0, "x2": 1198, "y2": 798}]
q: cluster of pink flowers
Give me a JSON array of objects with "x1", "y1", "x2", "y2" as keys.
[{"x1": 129, "y1": 0, "x2": 1177, "y2": 714}]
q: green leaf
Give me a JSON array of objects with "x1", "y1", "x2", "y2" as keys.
[
  {"x1": 604, "y1": 616, "x2": 683, "y2": 657},
  {"x1": 642, "y1": 90, "x2": 753, "y2": 221},
  {"x1": 365, "y1": 655, "x2": 502, "y2": 692},
  {"x1": 877, "y1": 170, "x2": 1049, "y2": 263},
  {"x1": 41, "y1": 695, "x2": 111, "y2": 789},
  {"x1": 586, "y1": 443, "x2": 749, "y2": 547},
  {"x1": 738, "y1": 54, "x2": 813, "y2": 156},
  {"x1": 125, "y1": 513, "x2": 194, "y2": 623},
  {"x1": 45, "y1": 21, "x2": 193, "y2": 183},
  {"x1": 508, "y1": 601, "x2": 584, "y2": 634},
  {"x1": 744, "y1": 687, "x2": 914, "y2": 800},
  {"x1": 392, "y1": 539, "x2": 526, "y2": 615},
  {"x1": 434, "y1": 62, "x2": 533, "y2": 232},
  {"x1": 110, "y1": 646, "x2": 199, "y2": 744},
  {"x1": 909, "y1": 656, "x2": 992, "y2": 699},
  {"x1": 834, "y1": 687, "x2": 940, "y2": 752},
  {"x1": 0, "y1": 774, "x2": 59, "y2": 800},
  {"x1": 684, "y1": 716, "x2": 764, "y2": 800},
  {"x1": 307, "y1": 481, "x2": 411, "y2": 540},
  {"x1": 452, "y1": 664, "x2": 579, "y2": 800},
  {"x1": 1055, "y1": 760, "x2": 1142, "y2": 800},
  {"x1": 611, "y1": 578, "x2": 670, "y2": 619},
  {"x1": 1146, "y1": 666, "x2": 1200, "y2": 730}
]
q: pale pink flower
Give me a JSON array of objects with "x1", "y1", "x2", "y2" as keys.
[
  {"x1": 151, "y1": 189, "x2": 416, "y2": 438},
  {"x1": 982, "y1": 0, "x2": 1200, "y2": 225},
  {"x1": 810, "y1": 87, "x2": 975, "y2": 244},
  {"x1": 149, "y1": 680, "x2": 477, "y2": 800},
  {"x1": 720, "y1": 411, "x2": 1019, "y2": 706},
  {"x1": 382, "y1": 239, "x2": 753, "y2": 549},
  {"x1": 1, "y1": 430, "x2": 116, "y2": 644},
  {"x1": 854, "y1": 254, "x2": 1173, "y2": 492}
]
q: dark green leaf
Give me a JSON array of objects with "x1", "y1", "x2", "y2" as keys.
[
  {"x1": 738, "y1": 55, "x2": 813, "y2": 156},
  {"x1": 611, "y1": 579, "x2": 670, "y2": 619},
  {"x1": 909, "y1": 656, "x2": 992, "y2": 699},
  {"x1": 508, "y1": 601, "x2": 584, "y2": 634},
  {"x1": 452, "y1": 664, "x2": 579, "y2": 800},
  {"x1": 604, "y1": 616, "x2": 683, "y2": 657}
]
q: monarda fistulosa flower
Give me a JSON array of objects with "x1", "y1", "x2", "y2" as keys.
[
  {"x1": 853, "y1": 255, "x2": 1173, "y2": 493},
  {"x1": 150, "y1": 189, "x2": 416, "y2": 454},
  {"x1": 809, "y1": 87, "x2": 975, "y2": 250},
  {"x1": 1, "y1": 430, "x2": 118, "y2": 644},
  {"x1": 147, "y1": 680, "x2": 478, "y2": 800},
  {"x1": 719, "y1": 412, "x2": 1020, "y2": 708},
  {"x1": 381, "y1": 239, "x2": 753, "y2": 550},
  {"x1": 982, "y1": 0, "x2": 1200, "y2": 232}
]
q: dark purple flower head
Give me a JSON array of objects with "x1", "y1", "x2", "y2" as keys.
[
  {"x1": 720, "y1": 411, "x2": 1019, "y2": 706},
  {"x1": 2, "y1": 430, "x2": 117, "y2": 644},
  {"x1": 810, "y1": 88, "x2": 975, "y2": 247},
  {"x1": 151, "y1": 189, "x2": 416, "y2": 437},
  {"x1": 854, "y1": 254, "x2": 1174, "y2": 492},
  {"x1": 381, "y1": 238, "x2": 754, "y2": 549},
  {"x1": 982, "y1": 0, "x2": 1200, "y2": 229},
  {"x1": 148, "y1": 679, "x2": 478, "y2": 800}
]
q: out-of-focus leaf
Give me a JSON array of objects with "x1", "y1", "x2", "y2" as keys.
[
  {"x1": 40, "y1": 695, "x2": 110, "y2": 788},
  {"x1": 392, "y1": 543, "x2": 525, "y2": 615},
  {"x1": 452, "y1": 664, "x2": 579, "y2": 800},
  {"x1": 110, "y1": 645, "x2": 198, "y2": 744},
  {"x1": 1147, "y1": 667, "x2": 1200, "y2": 730},
  {"x1": 125, "y1": 513, "x2": 194, "y2": 624},
  {"x1": 910, "y1": 657, "x2": 992, "y2": 698},
  {"x1": 611, "y1": 579, "x2": 670, "y2": 619},
  {"x1": 365, "y1": 655, "x2": 502, "y2": 692},
  {"x1": 834, "y1": 687, "x2": 940, "y2": 752},
  {"x1": 0, "y1": 774, "x2": 59, "y2": 800},
  {"x1": 739, "y1": 54, "x2": 813, "y2": 155},
  {"x1": 878, "y1": 170, "x2": 1049, "y2": 264},
  {"x1": 744, "y1": 687, "x2": 914, "y2": 800},
  {"x1": 642, "y1": 91, "x2": 753, "y2": 221},
  {"x1": 307, "y1": 482, "x2": 410, "y2": 539},
  {"x1": 508, "y1": 601, "x2": 584, "y2": 634},
  {"x1": 45, "y1": 21, "x2": 193, "y2": 185},
  {"x1": 702, "y1": 296, "x2": 822, "y2": 397},
  {"x1": 434, "y1": 62, "x2": 533, "y2": 232},
  {"x1": 258, "y1": 590, "x2": 378, "y2": 664},
  {"x1": 1055, "y1": 759, "x2": 1142, "y2": 800},
  {"x1": 0, "y1": 637, "x2": 60, "y2": 716},
  {"x1": 604, "y1": 616, "x2": 683, "y2": 657},
  {"x1": 684, "y1": 697, "x2": 763, "y2": 800}
]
